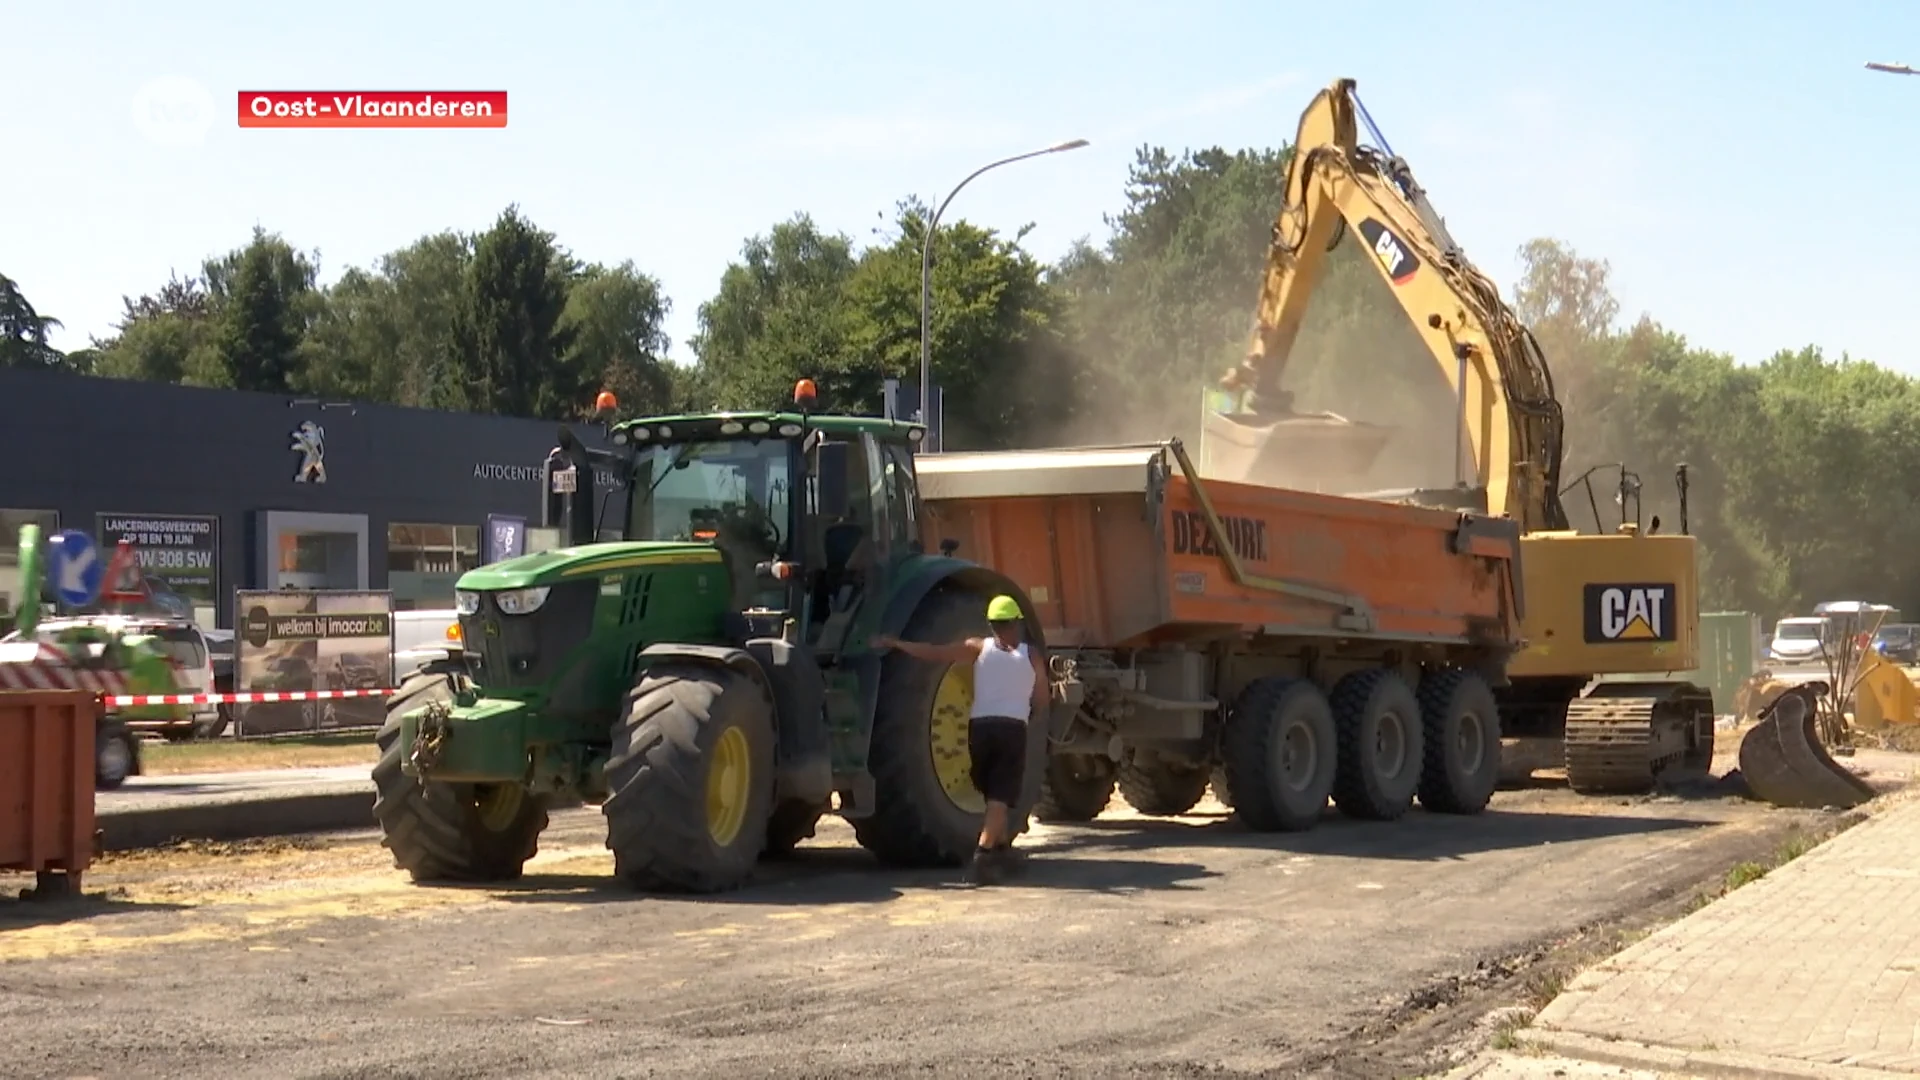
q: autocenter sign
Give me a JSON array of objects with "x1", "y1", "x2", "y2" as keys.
[{"x1": 472, "y1": 462, "x2": 625, "y2": 488}]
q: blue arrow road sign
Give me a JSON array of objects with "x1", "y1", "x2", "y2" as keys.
[{"x1": 49, "y1": 529, "x2": 104, "y2": 607}]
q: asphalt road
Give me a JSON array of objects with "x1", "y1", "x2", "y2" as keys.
[
  {"x1": 3, "y1": 768, "x2": 1885, "y2": 1080},
  {"x1": 101, "y1": 764, "x2": 372, "y2": 812}
]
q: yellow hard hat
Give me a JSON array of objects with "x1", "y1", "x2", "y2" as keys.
[{"x1": 986, "y1": 594, "x2": 1022, "y2": 622}]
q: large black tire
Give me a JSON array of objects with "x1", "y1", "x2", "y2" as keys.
[
  {"x1": 1117, "y1": 753, "x2": 1211, "y2": 816},
  {"x1": 1222, "y1": 676, "x2": 1338, "y2": 832},
  {"x1": 1035, "y1": 754, "x2": 1116, "y2": 822},
  {"x1": 1330, "y1": 668, "x2": 1426, "y2": 822},
  {"x1": 95, "y1": 720, "x2": 137, "y2": 790},
  {"x1": 1416, "y1": 669, "x2": 1503, "y2": 815},
  {"x1": 853, "y1": 590, "x2": 994, "y2": 867},
  {"x1": 372, "y1": 668, "x2": 549, "y2": 883},
  {"x1": 603, "y1": 662, "x2": 777, "y2": 892},
  {"x1": 762, "y1": 800, "x2": 827, "y2": 859}
]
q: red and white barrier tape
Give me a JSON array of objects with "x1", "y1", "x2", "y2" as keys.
[{"x1": 105, "y1": 688, "x2": 398, "y2": 707}]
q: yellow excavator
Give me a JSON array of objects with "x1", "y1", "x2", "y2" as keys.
[{"x1": 1203, "y1": 77, "x2": 1730, "y2": 795}]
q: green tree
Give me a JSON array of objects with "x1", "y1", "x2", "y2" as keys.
[
  {"x1": 437, "y1": 206, "x2": 579, "y2": 418},
  {"x1": 560, "y1": 260, "x2": 674, "y2": 418},
  {"x1": 301, "y1": 231, "x2": 474, "y2": 405},
  {"x1": 91, "y1": 273, "x2": 218, "y2": 383},
  {"x1": 203, "y1": 229, "x2": 320, "y2": 391},
  {"x1": 688, "y1": 214, "x2": 861, "y2": 412},
  {"x1": 0, "y1": 273, "x2": 70, "y2": 370}
]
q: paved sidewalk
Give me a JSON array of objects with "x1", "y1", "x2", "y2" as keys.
[{"x1": 1509, "y1": 792, "x2": 1920, "y2": 1076}]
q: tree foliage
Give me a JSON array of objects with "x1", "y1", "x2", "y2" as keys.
[{"x1": 9, "y1": 151, "x2": 1917, "y2": 620}]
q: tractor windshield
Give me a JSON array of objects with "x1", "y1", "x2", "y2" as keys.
[{"x1": 628, "y1": 439, "x2": 794, "y2": 568}]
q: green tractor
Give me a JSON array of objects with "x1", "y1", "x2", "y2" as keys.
[{"x1": 373, "y1": 382, "x2": 1039, "y2": 892}]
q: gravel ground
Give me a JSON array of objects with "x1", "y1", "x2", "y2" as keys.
[{"x1": 0, "y1": 772, "x2": 1883, "y2": 1080}]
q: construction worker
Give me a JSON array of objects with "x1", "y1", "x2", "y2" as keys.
[{"x1": 871, "y1": 593, "x2": 1047, "y2": 883}]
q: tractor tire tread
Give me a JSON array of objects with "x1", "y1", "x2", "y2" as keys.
[
  {"x1": 1329, "y1": 667, "x2": 1424, "y2": 822},
  {"x1": 603, "y1": 662, "x2": 776, "y2": 893},
  {"x1": 372, "y1": 668, "x2": 548, "y2": 883}
]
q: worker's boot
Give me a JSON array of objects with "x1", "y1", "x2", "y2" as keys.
[{"x1": 963, "y1": 844, "x2": 1008, "y2": 885}]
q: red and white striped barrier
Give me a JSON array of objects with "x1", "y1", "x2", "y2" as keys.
[
  {"x1": 104, "y1": 688, "x2": 398, "y2": 707},
  {"x1": 0, "y1": 643, "x2": 132, "y2": 694}
]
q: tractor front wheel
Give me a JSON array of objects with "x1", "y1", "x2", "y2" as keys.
[
  {"x1": 603, "y1": 661, "x2": 777, "y2": 893},
  {"x1": 372, "y1": 668, "x2": 549, "y2": 883}
]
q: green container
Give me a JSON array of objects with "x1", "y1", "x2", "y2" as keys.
[{"x1": 1686, "y1": 611, "x2": 1761, "y2": 718}]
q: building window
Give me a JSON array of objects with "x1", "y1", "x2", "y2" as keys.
[
  {"x1": 388, "y1": 523, "x2": 481, "y2": 611},
  {"x1": 0, "y1": 509, "x2": 58, "y2": 632}
]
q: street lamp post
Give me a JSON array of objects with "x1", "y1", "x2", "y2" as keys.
[{"x1": 919, "y1": 138, "x2": 1089, "y2": 450}]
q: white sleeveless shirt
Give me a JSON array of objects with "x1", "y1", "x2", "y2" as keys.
[{"x1": 970, "y1": 639, "x2": 1035, "y2": 721}]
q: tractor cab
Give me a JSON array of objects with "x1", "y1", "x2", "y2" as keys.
[{"x1": 539, "y1": 380, "x2": 931, "y2": 658}]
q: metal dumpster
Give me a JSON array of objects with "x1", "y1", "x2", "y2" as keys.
[{"x1": 0, "y1": 690, "x2": 99, "y2": 897}]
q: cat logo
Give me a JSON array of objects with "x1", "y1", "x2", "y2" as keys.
[
  {"x1": 1357, "y1": 218, "x2": 1419, "y2": 285},
  {"x1": 1583, "y1": 584, "x2": 1677, "y2": 644}
]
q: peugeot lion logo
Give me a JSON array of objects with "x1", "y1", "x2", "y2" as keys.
[{"x1": 291, "y1": 421, "x2": 327, "y2": 484}]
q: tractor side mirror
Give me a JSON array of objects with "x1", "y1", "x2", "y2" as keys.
[{"x1": 815, "y1": 441, "x2": 850, "y2": 519}]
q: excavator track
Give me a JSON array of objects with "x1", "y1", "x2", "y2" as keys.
[{"x1": 1563, "y1": 683, "x2": 1714, "y2": 795}]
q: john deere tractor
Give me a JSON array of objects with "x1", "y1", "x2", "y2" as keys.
[{"x1": 373, "y1": 382, "x2": 1038, "y2": 893}]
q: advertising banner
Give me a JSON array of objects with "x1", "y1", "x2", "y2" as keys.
[
  {"x1": 233, "y1": 589, "x2": 394, "y2": 735},
  {"x1": 95, "y1": 512, "x2": 220, "y2": 607},
  {"x1": 486, "y1": 514, "x2": 526, "y2": 564}
]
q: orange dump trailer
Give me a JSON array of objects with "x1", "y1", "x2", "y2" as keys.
[
  {"x1": 915, "y1": 439, "x2": 1524, "y2": 834},
  {"x1": 0, "y1": 689, "x2": 99, "y2": 897}
]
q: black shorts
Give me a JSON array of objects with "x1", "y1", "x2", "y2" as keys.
[{"x1": 968, "y1": 715, "x2": 1028, "y2": 806}]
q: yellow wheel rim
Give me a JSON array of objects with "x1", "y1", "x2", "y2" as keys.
[
  {"x1": 706, "y1": 726, "x2": 752, "y2": 847},
  {"x1": 474, "y1": 784, "x2": 524, "y2": 832},
  {"x1": 930, "y1": 665, "x2": 985, "y2": 814}
]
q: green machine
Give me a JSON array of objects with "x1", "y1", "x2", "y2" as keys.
[{"x1": 374, "y1": 381, "x2": 1035, "y2": 893}]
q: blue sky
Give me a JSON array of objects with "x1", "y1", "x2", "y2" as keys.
[{"x1": 8, "y1": 0, "x2": 1918, "y2": 375}]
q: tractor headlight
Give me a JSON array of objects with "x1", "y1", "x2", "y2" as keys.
[
  {"x1": 493, "y1": 586, "x2": 551, "y2": 616},
  {"x1": 454, "y1": 589, "x2": 481, "y2": 616}
]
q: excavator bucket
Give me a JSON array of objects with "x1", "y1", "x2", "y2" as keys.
[
  {"x1": 1736, "y1": 684, "x2": 1876, "y2": 810},
  {"x1": 1199, "y1": 407, "x2": 1396, "y2": 489}
]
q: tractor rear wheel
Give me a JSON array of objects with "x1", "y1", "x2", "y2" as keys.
[
  {"x1": 603, "y1": 662, "x2": 777, "y2": 892},
  {"x1": 1117, "y1": 753, "x2": 1211, "y2": 816},
  {"x1": 1035, "y1": 754, "x2": 1115, "y2": 822},
  {"x1": 854, "y1": 590, "x2": 994, "y2": 867},
  {"x1": 1330, "y1": 668, "x2": 1425, "y2": 822},
  {"x1": 372, "y1": 668, "x2": 549, "y2": 883}
]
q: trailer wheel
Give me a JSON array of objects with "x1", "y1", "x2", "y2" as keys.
[
  {"x1": 1035, "y1": 754, "x2": 1115, "y2": 822},
  {"x1": 1330, "y1": 668, "x2": 1426, "y2": 821},
  {"x1": 1117, "y1": 754, "x2": 1211, "y2": 816},
  {"x1": 96, "y1": 720, "x2": 137, "y2": 790},
  {"x1": 604, "y1": 662, "x2": 777, "y2": 892},
  {"x1": 1416, "y1": 669, "x2": 1502, "y2": 815},
  {"x1": 855, "y1": 589, "x2": 993, "y2": 867},
  {"x1": 1222, "y1": 677, "x2": 1337, "y2": 832},
  {"x1": 372, "y1": 668, "x2": 549, "y2": 883}
]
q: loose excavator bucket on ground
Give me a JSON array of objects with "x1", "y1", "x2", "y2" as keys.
[{"x1": 1736, "y1": 684, "x2": 1876, "y2": 810}]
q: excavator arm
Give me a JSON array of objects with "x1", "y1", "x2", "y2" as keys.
[{"x1": 1215, "y1": 77, "x2": 1569, "y2": 532}]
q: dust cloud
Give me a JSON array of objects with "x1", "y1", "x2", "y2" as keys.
[{"x1": 1019, "y1": 237, "x2": 1469, "y2": 503}]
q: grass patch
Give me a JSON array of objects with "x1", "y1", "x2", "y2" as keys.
[
  {"x1": 1682, "y1": 822, "x2": 1840, "y2": 913},
  {"x1": 140, "y1": 732, "x2": 377, "y2": 775}
]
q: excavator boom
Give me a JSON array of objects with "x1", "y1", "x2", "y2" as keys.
[{"x1": 1213, "y1": 77, "x2": 1567, "y2": 530}]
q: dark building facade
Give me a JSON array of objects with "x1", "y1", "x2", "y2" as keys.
[{"x1": 0, "y1": 366, "x2": 621, "y2": 628}]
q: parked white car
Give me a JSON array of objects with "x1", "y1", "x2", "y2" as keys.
[
  {"x1": 1768, "y1": 616, "x2": 1831, "y2": 665},
  {"x1": 393, "y1": 608, "x2": 465, "y2": 680}
]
